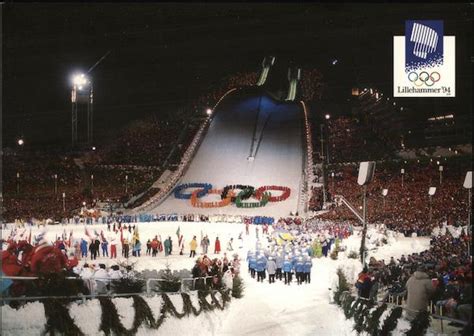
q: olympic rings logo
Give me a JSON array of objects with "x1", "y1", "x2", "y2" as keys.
[
  {"x1": 174, "y1": 183, "x2": 291, "y2": 208},
  {"x1": 407, "y1": 71, "x2": 441, "y2": 87}
]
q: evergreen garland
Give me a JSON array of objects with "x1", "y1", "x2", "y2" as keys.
[
  {"x1": 405, "y1": 311, "x2": 431, "y2": 336},
  {"x1": 365, "y1": 303, "x2": 388, "y2": 336},
  {"x1": 198, "y1": 290, "x2": 216, "y2": 312},
  {"x1": 353, "y1": 301, "x2": 373, "y2": 334},
  {"x1": 161, "y1": 293, "x2": 187, "y2": 318},
  {"x1": 40, "y1": 289, "x2": 232, "y2": 335},
  {"x1": 232, "y1": 275, "x2": 245, "y2": 298},
  {"x1": 380, "y1": 306, "x2": 403, "y2": 336},
  {"x1": 43, "y1": 299, "x2": 84, "y2": 336},
  {"x1": 342, "y1": 295, "x2": 356, "y2": 318},
  {"x1": 98, "y1": 297, "x2": 132, "y2": 336},
  {"x1": 347, "y1": 298, "x2": 362, "y2": 319},
  {"x1": 132, "y1": 295, "x2": 159, "y2": 330},
  {"x1": 181, "y1": 292, "x2": 203, "y2": 316}
]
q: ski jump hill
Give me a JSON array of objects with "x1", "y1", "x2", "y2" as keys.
[{"x1": 150, "y1": 88, "x2": 305, "y2": 218}]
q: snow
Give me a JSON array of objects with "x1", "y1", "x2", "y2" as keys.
[
  {"x1": 2, "y1": 220, "x2": 438, "y2": 335},
  {"x1": 151, "y1": 93, "x2": 304, "y2": 217}
]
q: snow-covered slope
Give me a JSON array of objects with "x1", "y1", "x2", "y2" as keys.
[{"x1": 153, "y1": 91, "x2": 304, "y2": 217}]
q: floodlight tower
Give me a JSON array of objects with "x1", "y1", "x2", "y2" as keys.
[{"x1": 71, "y1": 73, "x2": 93, "y2": 147}]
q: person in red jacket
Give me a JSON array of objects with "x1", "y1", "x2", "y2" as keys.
[
  {"x1": 30, "y1": 244, "x2": 68, "y2": 275},
  {"x1": 214, "y1": 237, "x2": 221, "y2": 254}
]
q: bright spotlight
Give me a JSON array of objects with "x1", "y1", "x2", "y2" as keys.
[
  {"x1": 72, "y1": 73, "x2": 88, "y2": 88},
  {"x1": 325, "y1": 114, "x2": 330, "y2": 120},
  {"x1": 331, "y1": 59, "x2": 338, "y2": 65},
  {"x1": 17, "y1": 139, "x2": 24, "y2": 146},
  {"x1": 206, "y1": 108, "x2": 212, "y2": 115}
]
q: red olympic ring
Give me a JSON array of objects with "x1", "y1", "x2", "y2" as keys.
[{"x1": 255, "y1": 186, "x2": 291, "y2": 202}]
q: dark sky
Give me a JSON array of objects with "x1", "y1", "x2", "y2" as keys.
[{"x1": 2, "y1": 3, "x2": 472, "y2": 147}]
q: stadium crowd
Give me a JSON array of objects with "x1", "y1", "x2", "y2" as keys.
[{"x1": 318, "y1": 159, "x2": 470, "y2": 236}]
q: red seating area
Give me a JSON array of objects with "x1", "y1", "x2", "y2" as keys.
[{"x1": 318, "y1": 159, "x2": 471, "y2": 236}]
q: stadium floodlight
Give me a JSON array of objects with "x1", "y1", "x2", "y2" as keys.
[
  {"x1": 206, "y1": 108, "x2": 213, "y2": 116},
  {"x1": 382, "y1": 188, "x2": 388, "y2": 210},
  {"x1": 17, "y1": 139, "x2": 24, "y2": 146},
  {"x1": 428, "y1": 187, "x2": 436, "y2": 221},
  {"x1": 325, "y1": 114, "x2": 330, "y2": 120},
  {"x1": 357, "y1": 161, "x2": 376, "y2": 266},
  {"x1": 72, "y1": 73, "x2": 88, "y2": 88},
  {"x1": 464, "y1": 171, "x2": 473, "y2": 254}
]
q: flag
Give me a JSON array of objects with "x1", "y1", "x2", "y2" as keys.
[
  {"x1": 85, "y1": 227, "x2": 93, "y2": 240},
  {"x1": 176, "y1": 226, "x2": 181, "y2": 240}
]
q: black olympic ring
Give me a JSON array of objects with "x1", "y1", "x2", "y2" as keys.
[{"x1": 407, "y1": 71, "x2": 441, "y2": 87}]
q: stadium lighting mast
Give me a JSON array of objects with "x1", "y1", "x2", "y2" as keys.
[
  {"x1": 428, "y1": 187, "x2": 437, "y2": 221},
  {"x1": 382, "y1": 188, "x2": 388, "y2": 210},
  {"x1": 71, "y1": 73, "x2": 93, "y2": 147},
  {"x1": 358, "y1": 161, "x2": 376, "y2": 266},
  {"x1": 464, "y1": 171, "x2": 472, "y2": 255}
]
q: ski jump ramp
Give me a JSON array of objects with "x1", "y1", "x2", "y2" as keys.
[{"x1": 147, "y1": 89, "x2": 305, "y2": 217}]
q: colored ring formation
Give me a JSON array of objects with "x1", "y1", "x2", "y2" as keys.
[
  {"x1": 407, "y1": 71, "x2": 441, "y2": 87},
  {"x1": 255, "y1": 186, "x2": 291, "y2": 202},
  {"x1": 173, "y1": 183, "x2": 212, "y2": 200},
  {"x1": 221, "y1": 185, "x2": 255, "y2": 202},
  {"x1": 191, "y1": 188, "x2": 234, "y2": 208},
  {"x1": 174, "y1": 183, "x2": 290, "y2": 208},
  {"x1": 236, "y1": 190, "x2": 270, "y2": 208}
]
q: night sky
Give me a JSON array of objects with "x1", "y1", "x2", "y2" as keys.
[{"x1": 2, "y1": 3, "x2": 472, "y2": 148}]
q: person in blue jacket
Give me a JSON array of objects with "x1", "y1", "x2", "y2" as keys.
[
  {"x1": 295, "y1": 257, "x2": 305, "y2": 285},
  {"x1": 256, "y1": 254, "x2": 267, "y2": 282},
  {"x1": 80, "y1": 238, "x2": 88, "y2": 258},
  {"x1": 282, "y1": 256, "x2": 293, "y2": 285},
  {"x1": 249, "y1": 253, "x2": 257, "y2": 279},
  {"x1": 303, "y1": 256, "x2": 313, "y2": 284}
]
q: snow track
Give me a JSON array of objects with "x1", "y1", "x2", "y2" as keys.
[{"x1": 153, "y1": 91, "x2": 304, "y2": 217}]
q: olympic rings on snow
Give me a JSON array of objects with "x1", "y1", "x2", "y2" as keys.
[
  {"x1": 407, "y1": 71, "x2": 441, "y2": 87},
  {"x1": 174, "y1": 183, "x2": 291, "y2": 208}
]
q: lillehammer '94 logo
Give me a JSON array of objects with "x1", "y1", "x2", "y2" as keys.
[{"x1": 394, "y1": 20, "x2": 454, "y2": 97}]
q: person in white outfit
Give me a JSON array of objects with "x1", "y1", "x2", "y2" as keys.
[
  {"x1": 80, "y1": 263, "x2": 96, "y2": 294},
  {"x1": 94, "y1": 264, "x2": 110, "y2": 294}
]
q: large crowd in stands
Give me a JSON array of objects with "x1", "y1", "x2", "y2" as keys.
[
  {"x1": 318, "y1": 158, "x2": 471, "y2": 236},
  {"x1": 355, "y1": 226, "x2": 471, "y2": 324},
  {"x1": 324, "y1": 117, "x2": 394, "y2": 164}
]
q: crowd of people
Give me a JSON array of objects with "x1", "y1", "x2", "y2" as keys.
[
  {"x1": 244, "y1": 219, "x2": 354, "y2": 285},
  {"x1": 318, "y1": 158, "x2": 470, "y2": 236},
  {"x1": 354, "y1": 225, "x2": 471, "y2": 325},
  {"x1": 323, "y1": 117, "x2": 393, "y2": 164}
]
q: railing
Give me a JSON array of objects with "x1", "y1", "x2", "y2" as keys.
[{"x1": 1, "y1": 275, "x2": 216, "y2": 303}]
